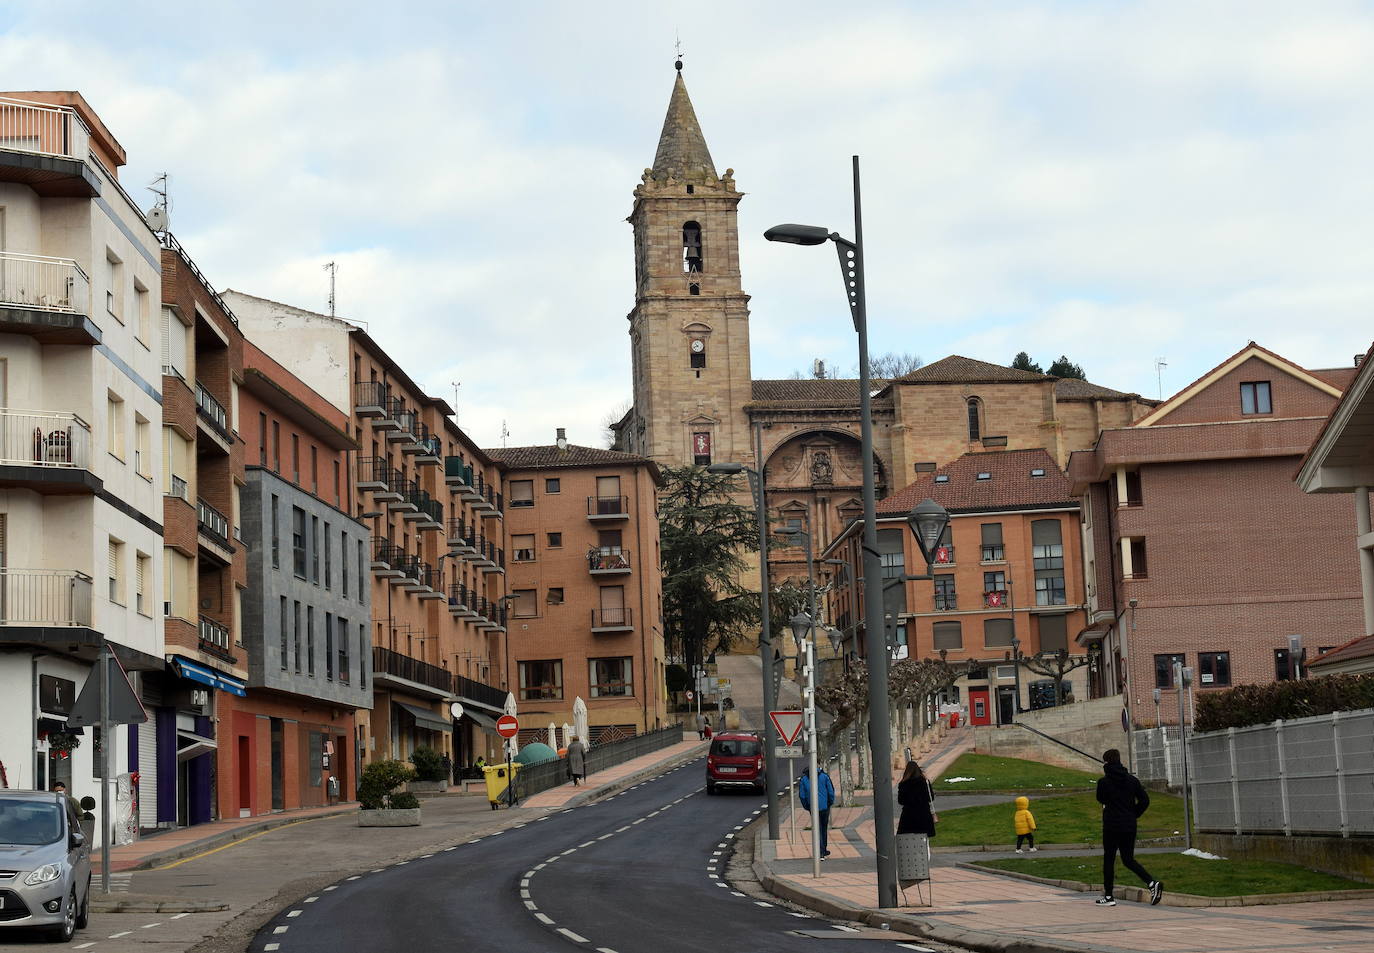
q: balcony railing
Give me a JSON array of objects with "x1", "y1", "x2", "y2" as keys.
[
  {"x1": 198, "y1": 615, "x2": 235, "y2": 662},
  {"x1": 168, "y1": 474, "x2": 189, "y2": 501},
  {"x1": 354, "y1": 380, "x2": 387, "y2": 417},
  {"x1": 588, "y1": 549, "x2": 632, "y2": 574},
  {"x1": 934, "y1": 595, "x2": 958, "y2": 612},
  {"x1": 587, "y1": 495, "x2": 630, "y2": 518},
  {"x1": 454, "y1": 672, "x2": 506, "y2": 711},
  {"x1": 372, "y1": 645, "x2": 452, "y2": 695},
  {"x1": 444, "y1": 456, "x2": 473, "y2": 489},
  {"x1": 0, "y1": 97, "x2": 91, "y2": 161},
  {"x1": 591, "y1": 607, "x2": 633, "y2": 630},
  {"x1": 194, "y1": 382, "x2": 230, "y2": 440},
  {"x1": 0, "y1": 409, "x2": 91, "y2": 469},
  {"x1": 447, "y1": 582, "x2": 474, "y2": 614},
  {"x1": 357, "y1": 455, "x2": 389, "y2": 489},
  {"x1": 197, "y1": 497, "x2": 232, "y2": 550},
  {"x1": 0, "y1": 568, "x2": 92, "y2": 627},
  {"x1": 0, "y1": 252, "x2": 91, "y2": 314},
  {"x1": 983, "y1": 589, "x2": 1009, "y2": 609}
]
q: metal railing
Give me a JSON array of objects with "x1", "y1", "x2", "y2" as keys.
[
  {"x1": 591, "y1": 607, "x2": 633, "y2": 628},
  {"x1": 371, "y1": 535, "x2": 396, "y2": 565},
  {"x1": 198, "y1": 615, "x2": 234, "y2": 660},
  {"x1": 0, "y1": 568, "x2": 92, "y2": 626},
  {"x1": 0, "y1": 252, "x2": 91, "y2": 314},
  {"x1": 158, "y1": 233, "x2": 239, "y2": 327},
  {"x1": 0, "y1": 409, "x2": 92, "y2": 469},
  {"x1": 444, "y1": 456, "x2": 473, "y2": 487},
  {"x1": 356, "y1": 456, "x2": 389, "y2": 486},
  {"x1": 588, "y1": 549, "x2": 632, "y2": 573},
  {"x1": 447, "y1": 582, "x2": 472, "y2": 612},
  {"x1": 197, "y1": 498, "x2": 232, "y2": 550},
  {"x1": 355, "y1": 380, "x2": 387, "y2": 411},
  {"x1": 168, "y1": 474, "x2": 189, "y2": 501},
  {"x1": 0, "y1": 96, "x2": 91, "y2": 161},
  {"x1": 194, "y1": 382, "x2": 230, "y2": 439},
  {"x1": 454, "y1": 673, "x2": 506, "y2": 711},
  {"x1": 516, "y1": 723, "x2": 685, "y2": 799},
  {"x1": 587, "y1": 495, "x2": 630, "y2": 517},
  {"x1": 372, "y1": 645, "x2": 452, "y2": 695}
]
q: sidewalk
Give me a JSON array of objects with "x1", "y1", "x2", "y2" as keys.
[{"x1": 755, "y1": 730, "x2": 1374, "y2": 953}]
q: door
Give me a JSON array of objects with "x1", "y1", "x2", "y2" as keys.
[
  {"x1": 996, "y1": 687, "x2": 1016, "y2": 725},
  {"x1": 137, "y1": 720, "x2": 158, "y2": 829},
  {"x1": 599, "y1": 585, "x2": 625, "y2": 627},
  {"x1": 270, "y1": 718, "x2": 284, "y2": 811},
  {"x1": 237, "y1": 736, "x2": 252, "y2": 817}
]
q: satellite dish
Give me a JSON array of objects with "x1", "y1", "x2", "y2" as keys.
[{"x1": 146, "y1": 206, "x2": 169, "y2": 232}]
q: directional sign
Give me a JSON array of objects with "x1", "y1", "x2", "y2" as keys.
[
  {"x1": 769, "y1": 710, "x2": 805, "y2": 746},
  {"x1": 774, "y1": 745, "x2": 803, "y2": 759},
  {"x1": 496, "y1": 714, "x2": 520, "y2": 739}
]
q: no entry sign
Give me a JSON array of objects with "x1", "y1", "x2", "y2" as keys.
[{"x1": 496, "y1": 714, "x2": 520, "y2": 739}]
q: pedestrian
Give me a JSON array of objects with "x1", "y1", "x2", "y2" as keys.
[
  {"x1": 896, "y1": 761, "x2": 937, "y2": 837},
  {"x1": 703, "y1": 715, "x2": 713, "y2": 740},
  {"x1": 697, "y1": 713, "x2": 705, "y2": 740},
  {"x1": 1013, "y1": 796, "x2": 1037, "y2": 852},
  {"x1": 1095, "y1": 748, "x2": 1162, "y2": 906},
  {"x1": 440, "y1": 752, "x2": 453, "y2": 784},
  {"x1": 566, "y1": 735, "x2": 587, "y2": 786},
  {"x1": 797, "y1": 765, "x2": 836, "y2": 859},
  {"x1": 474, "y1": 755, "x2": 486, "y2": 774}
]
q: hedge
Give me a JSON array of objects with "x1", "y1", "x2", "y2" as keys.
[{"x1": 1194, "y1": 673, "x2": 1374, "y2": 732}]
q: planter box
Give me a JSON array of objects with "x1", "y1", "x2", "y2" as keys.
[
  {"x1": 408, "y1": 780, "x2": 449, "y2": 794},
  {"x1": 358, "y1": 808, "x2": 421, "y2": 827}
]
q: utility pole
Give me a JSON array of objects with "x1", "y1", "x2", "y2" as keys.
[{"x1": 324, "y1": 261, "x2": 337, "y2": 316}]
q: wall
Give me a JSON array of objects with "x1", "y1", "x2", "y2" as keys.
[{"x1": 973, "y1": 697, "x2": 1125, "y2": 773}]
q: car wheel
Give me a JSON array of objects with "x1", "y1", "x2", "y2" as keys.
[
  {"x1": 75, "y1": 877, "x2": 90, "y2": 929},
  {"x1": 48, "y1": 888, "x2": 76, "y2": 943}
]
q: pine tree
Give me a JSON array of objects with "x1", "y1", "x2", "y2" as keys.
[
  {"x1": 1011, "y1": 351, "x2": 1043, "y2": 374},
  {"x1": 1047, "y1": 355, "x2": 1087, "y2": 380}
]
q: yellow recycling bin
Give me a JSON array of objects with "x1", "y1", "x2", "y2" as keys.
[{"x1": 482, "y1": 762, "x2": 521, "y2": 809}]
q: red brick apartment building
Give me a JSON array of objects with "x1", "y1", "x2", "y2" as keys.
[
  {"x1": 487, "y1": 436, "x2": 668, "y2": 743},
  {"x1": 824, "y1": 449, "x2": 1088, "y2": 725},
  {"x1": 1068, "y1": 343, "x2": 1365, "y2": 725}
]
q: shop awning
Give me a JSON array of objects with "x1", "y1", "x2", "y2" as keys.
[
  {"x1": 176, "y1": 729, "x2": 217, "y2": 763},
  {"x1": 464, "y1": 709, "x2": 499, "y2": 735},
  {"x1": 170, "y1": 657, "x2": 247, "y2": 697},
  {"x1": 396, "y1": 701, "x2": 452, "y2": 734}
]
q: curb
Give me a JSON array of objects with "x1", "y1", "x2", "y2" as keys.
[
  {"x1": 559, "y1": 742, "x2": 710, "y2": 808},
  {"x1": 934, "y1": 836, "x2": 1186, "y2": 854},
  {"x1": 122, "y1": 804, "x2": 358, "y2": 872},
  {"x1": 91, "y1": 896, "x2": 230, "y2": 914}
]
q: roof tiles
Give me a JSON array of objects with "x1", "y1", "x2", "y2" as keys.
[{"x1": 878, "y1": 449, "x2": 1076, "y2": 515}]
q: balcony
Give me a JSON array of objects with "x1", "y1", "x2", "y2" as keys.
[
  {"x1": 591, "y1": 607, "x2": 634, "y2": 633},
  {"x1": 196, "y1": 498, "x2": 233, "y2": 560},
  {"x1": 399, "y1": 485, "x2": 443, "y2": 530},
  {"x1": 447, "y1": 583, "x2": 476, "y2": 618},
  {"x1": 167, "y1": 474, "x2": 189, "y2": 502},
  {"x1": 417, "y1": 497, "x2": 444, "y2": 532},
  {"x1": 453, "y1": 672, "x2": 506, "y2": 712},
  {"x1": 477, "y1": 483, "x2": 502, "y2": 520},
  {"x1": 357, "y1": 456, "x2": 389, "y2": 493},
  {"x1": 0, "y1": 409, "x2": 98, "y2": 494},
  {"x1": 447, "y1": 519, "x2": 476, "y2": 556},
  {"x1": 393, "y1": 553, "x2": 423, "y2": 590},
  {"x1": 588, "y1": 549, "x2": 632, "y2": 576},
  {"x1": 0, "y1": 252, "x2": 98, "y2": 344},
  {"x1": 931, "y1": 545, "x2": 956, "y2": 567},
  {"x1": 0, "y1": 97, "x2": 100, "y2": 197},
  {"x1": 386, "y1": 399, "x2": 416, "y2": 443},
  {"x1": 983, "y1": 589, "x2": 1009, "y2": 609},
  {"x1": 371, "y1": 645, "x2": 452, "y2": 698},
  {"x1": 587, "y1": 495, "x2": 630, "y2": 520},
  {"x1": 476, "y1": 541, "x2": 504, "y2": 574},
  {"x1": 414, "y1": 563, "x2": 444, "y2": 600},
  {"x1": 444, "y1": 456, "x2": 474, "y2": 493},
  {"x1": 934, "y1": 596, "x2": 958, "y2": 612},
  {"x1": 355, "y1": 380, "x2": 386, "y2": 418},
  {"x1": 198, "y1": 615, "x2": 235, "y2": 664},
  {"x1": 369, "y1": 536, "x2": 403, "y2": 579},
  {"x1": 194, "y1": 381, "x2": 231, "y2": 450},
  {"x1": 0, "y1": 568, "x2": 93, "y2": 628},
  {"x1": 403, "y1": 422, "x2": 440, "y2": 463},
  {"x1": 372, "y1": 467, "x2": 403, "y2": 503},
  {"x1": 387, "y1": 475, "x2": 418, "y2": 513},
  {"x1": 470, "y1": 474, "x2": 494, "y2": 513}
]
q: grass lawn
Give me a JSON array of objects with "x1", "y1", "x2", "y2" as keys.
[
  {"x1": 972, "y1": 853, "x2": 1369, "y2": 896},
  {"x1": 935, "y1": 791, "x2": 1187, "y2": 846},
  {"x1": 934, "y1": 753, "x2": 1100, "y2": 792}
]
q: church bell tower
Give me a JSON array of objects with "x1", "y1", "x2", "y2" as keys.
[{"x1": 620, "y1": 60, "x2": 753, "y2": 469}]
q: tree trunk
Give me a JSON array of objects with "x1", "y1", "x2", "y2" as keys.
[{"x1": 857, "y1": 718, "x2": 872, "y2": 790}]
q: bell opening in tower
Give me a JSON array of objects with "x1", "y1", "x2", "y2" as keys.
[{"x1": 682, "y1": 221, "x2": 702, "y2": 273}]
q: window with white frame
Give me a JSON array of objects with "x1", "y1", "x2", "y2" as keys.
[
  {"x1": 589, "y1": 657, "x2": 633, "y2": 698},
  {"x1": 108, "y1": 537, "x2": 125, "y2": 605},
  {"x1": 107, "y1": 391, "x2": 125, "y2": 460},
  {"x1": 134, "y1": 414, "x2": 150, "y2": 478},
  {"x1": 134, "y1": 279, "x2": 150, "y2": 345},
  {"x1": 135, "y1": 551, "x2": 150, "y2": 616},
  {"x1": 105, "y1": 250, "x2": 123, "y2": 321}
]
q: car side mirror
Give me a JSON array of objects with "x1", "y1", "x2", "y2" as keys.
[{"x1": 69, "y1": 831, "x2": 86, "y2": 850}]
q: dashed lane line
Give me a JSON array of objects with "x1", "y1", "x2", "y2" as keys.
[
  {"x1": 558, "y1": 927, "x2": 590, "y2": 943},
  {"x1": 108, "y1": 932, "x2": 131, "y2": 938},
  {"x1": 535, "y1": 913, "x2": 555, "y2": 925},
  {"x1": 273, "y1": 925, "x2": 289, "y2": 934}
]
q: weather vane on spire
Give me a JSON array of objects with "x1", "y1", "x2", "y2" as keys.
[{"x1": 674, "y1": 32, "x2": 683, "y2": 71}]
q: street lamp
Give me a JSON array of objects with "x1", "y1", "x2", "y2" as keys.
[
  {"x1": 707, "y1": 442, "x2": 783, "y2": 841},
  {"x1": 1009, "y1": 634, "x2": 1023, "y2": 720},
  {"x1": 789, "y1": 610, "x2": 822, "y2": 879},
  {"x1": 766, "y1": 155, "x2": 901, "y2": 906}
]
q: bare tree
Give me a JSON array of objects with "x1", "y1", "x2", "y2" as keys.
[
  {"x1": 855, "y1": 352, "x2": 923, "y2": 379},
  {"x1": 1019, "y1": 649, "x2": 1093, "y2": 706},
  {"x1": 601, "y1": 399, "x2": 632, "y2": 449}
]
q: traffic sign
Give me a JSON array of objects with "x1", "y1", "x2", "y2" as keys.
[
  {"x1": 774, "y1": 745, "x2": 802, "y2": 759},
  {"x1": 685, "y1": 690, "x2": 694, "y2": 701},
  {"x1": 496, "y1": 714, "x2": 520, "y2": 739},
  {"x1": 769, "y1": 710, "x2": 805, "y2": 746}
]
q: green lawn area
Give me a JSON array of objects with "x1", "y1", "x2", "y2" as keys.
[
  {"x1": 934, "y1": 753, "x2": 1100, "y2": 792},
  {"x1": 935, "y1": 791, "x2": 1187, "y2": 846},
  {"x1": 973, "y1": 853, "x2": 1369, "y2": 897}
]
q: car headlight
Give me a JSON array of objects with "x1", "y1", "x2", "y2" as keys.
[{"x1": 24, "y1": 864, "x2": 61, "y2": 886}]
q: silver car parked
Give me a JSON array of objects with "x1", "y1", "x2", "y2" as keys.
[{"x1": 0, "y1": 790, "x2": 91, "y2": 943}]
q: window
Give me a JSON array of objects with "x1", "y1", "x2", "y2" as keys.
[
  {"x1": 984, "y1": 571, "x2": 1006, "y2": 594},
  {"x1": 1154, "y1": 653, "x2": 1185, "y2": 689},
  {"x1": 976, "y1": 472, "x2": 991, "y2": 481},
  {"x1": 682, "y1": 221, "x2": 702, "y2": 272},
  {"x1": 1030, "y1": 468, "x2": 1046, "y2": 478},
  {"x1": 984, "y1": 618, "x2": 1014, "y2": 648},
  {"x1": 597, "y1": 529, "x2": 623, "y2": 553},
  {"x1": 934, "y1": 474, "x2": 950, "y2": 483},
  {"x1": 1123, "y1": 470, "x2": 1143, "y2": 506},
  {"x1": 259, "y1": 413, "x2": 268, "y2": 465},
  {"x1": 293, "y1": 600, "x2": 302, "y2": 672},
  {"x1": 311, "y1": 516, "x2": 320, "y2": 584},
  {"x1": 1198, "y1": 652, "x2": 1231, "y2": 687},
  {"x1": 966, "y1": 398, "x2": 981, "y2": 441},
  {"x1": 510, "y1": 480, "x2": 534, "y2": 507},
  {"x1": 134, "y1": 280, "x2": 150, "y2": 344},
  {"x1": 134, "y1": 415, "x2": 150, "y2": 478},
  {"x1": 292, "y1": 507, "x2": 307, "y2": 578},
  {"x1": 980, "y1": 523, "x2": 1004, "y2": 562},
  {"x1": 106, "y1": 392, "x2": 125, "y2": 460},
  {"x1": 310, "y1": 445, "x2": 318, "y2": 492},
  {"x1": 341, "y1": 531, "x2": 349, "y2": 598},
  {"x1": 878, "y1": 528, "x2": 905, "y2": 579},
  {"x1": 1274, "y1": 648, "x2": 1295, "y2": 681},
  {"x1": 338, "y1": 616, "x2": 350, "y2": 684},
  {"x1": 1038, "y1": 614, "x2": 1068, "y2": 653},
  {"x1": 512, "y1": 534, "x2": 535, "y2": 562},
  {"x1": 934, "y1": 575, "x2": 957, "y2": 611},
  {"x1": 932, "y1": 620, "x2": 963, "y2": 650},
  {"x1": 333, "y1": 460, "x2": 341, "y2": 505},
  {"x1": 105, "y1": 250, "x2": 122, "y2": 320},
  {"x1": 1032, "y1": 520, "x2": 1065, "y2": 606},
  {"x1": 272, "y1": 421, "x2": 281, "y2": 472},
  {"x1": 359, "y1": 623, "x2": 367, "y2": 689},
  {"x1": 512, "y1": 589, "x2": 538, "y2": 618},
  {"x1": 547, "y1": 532, "x2": 563, "y2": 548},
  {"x1": 325, "y1": 612, "x2": 334, "y2": 680},
  {"x1": 271, "y1": 496, "x2": 281, "y2": 569},
  {"x1": 107, "y1": 537, "x2": 125, "y2": 605},
  {"x1": 280, "y1": 597, "x2": 288, "y2": 671},
  {"x1": 292, "y1": 434, "x2": 300, "y2": 483},
  {"x1": 135, "y1": 552, "x2": 150, "y2": 615},
  {"x1": 996, "y1": 665, "x2": 1017, "y2": 680},
  {"x1": 324, "y1": 522, "x2": 332, "y2": 589},
  {"x1": 306, "y1": 606, "x2": 315, "y2": 676},
  {"x1": 590, "y1": 657, "x2": 633, "y2": 698},
  {"x1": 692, "y1": 432, "x2": 711, "y2": 465},
  {"x1": 599, "y1": 585, "x2": 627, "y2": 625},
  {"x1": 547, "y1": 587, "x2": 564, "y2": 605},
  {"x1": 1240, "y1": 381, "x2": 1272, "y2": 415},
  {"x1": 545, "y1": 478, "x2": 560, "y2": 494},
  {"x1": 1126, "y1": 537, "x2": 1148, "y2": 579},
  {"x1": 518, "y1": 659, "x2": 563, "y2": 701},
  {"x1": 358, "y1": 540, "x2": 365, "y2": 603}
]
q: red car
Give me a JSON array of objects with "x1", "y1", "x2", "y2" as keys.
[{"x1": 705, "y1": 732, "x2": 765, "y2": 794}]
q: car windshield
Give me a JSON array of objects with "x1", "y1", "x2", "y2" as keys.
[
  {"x1": 0, "y1": 801, "x2": 64, "y2": 846},
  {"x1": 710, "y1": 738, "x2": 759, "y2": 758}
]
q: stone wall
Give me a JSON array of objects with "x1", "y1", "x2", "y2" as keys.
[{"x1": 972, "y1": 696, "x2": 1125, "y2": 773}]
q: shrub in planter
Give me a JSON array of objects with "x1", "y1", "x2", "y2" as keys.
[
  {"x1": 358, "y1": 759, "x2": 416, "y2": 810},
  {"x1": 410, "y1": 745, "x2": 447, "y2": 783},
  {"x1": 388, "y1": 792, "x2": 421, "y2": 810}
]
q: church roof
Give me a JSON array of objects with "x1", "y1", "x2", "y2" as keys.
[
  {"x1": 1053, "y1": 377, "x2": 1151, "y2": 403},
  {"x1": 749, "y1": 378, "x2": 888, "y2": 406},
  {"x1": 651, "y1": 69, "x2": 717, "y2": 183},
  {"x1": 878, "y1": 449, "x2": 1076, "y2": 515},
  {"x1": 891, "y1": 355, "x2": 1051, "y2": 385},
  {"x1": 486, "y1": 444, "x2": 662, "y2": 483}
]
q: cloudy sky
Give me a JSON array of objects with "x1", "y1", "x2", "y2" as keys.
[{"x1": 3, "y1": 1, "x2": 1371, "y2": 448}]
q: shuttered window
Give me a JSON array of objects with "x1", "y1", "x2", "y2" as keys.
[
  {"x1": 933, "y1": 621, "x2": 963, "y2": 650},
  {"x1": 983, "y1": 617, "x2": 1015, "y2": 648},
  {"x1": 108, "y1": 538, "x2": 124, "y2": 604}
]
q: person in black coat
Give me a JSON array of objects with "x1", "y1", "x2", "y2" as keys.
[
  {"x1": 1095, "y1": 748, "x2": 1162, "y2": 906},
  {"x1": 896, "y1": 761, "x2": 936, "y2": 836}
]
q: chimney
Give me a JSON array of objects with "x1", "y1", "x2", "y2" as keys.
[
  {"x1": 1356, "y1": 354, "x2": 1365, "y2": 368},
  {"x1": 556, "y1": 427, "x2": 568, "y2": 451}
]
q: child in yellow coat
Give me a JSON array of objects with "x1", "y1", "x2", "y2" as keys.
[{"x1": 1013, "y1": 796, "x2": 1037, "y2": 853}]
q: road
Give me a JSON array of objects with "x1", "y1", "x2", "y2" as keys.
[{"x1": 248, "y1": 759, "x2": 941, "y2": 953}]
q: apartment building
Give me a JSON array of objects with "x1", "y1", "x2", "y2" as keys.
[
  {"x1": 0, "y1": 92, "x2": 164, "y2": 830},
  {"x1": 142, "y1": 233, "x2": 248, "y2": 829},
  {"x1": 233, "y1": 341, "x2": 370, "y2": 815},
  {"x1": 223, "y1": 291, "x2": 507, "y2": 770},
  {"x1": 1068, "y1": 343, "x2": 1365, "y2": 726},
  {"x1": 487, "y1": 434, "x2": 668, "y2": 743},
  {"x1": 823, "y1": 449, "x2": 1088, "y2": 725}
]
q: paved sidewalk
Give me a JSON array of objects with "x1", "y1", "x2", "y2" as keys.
[
  {"x1": 755, "y1": 731, "x2": 1374, "y2": 953},
  {"x1": 522, "y1": 732, "x2": 708, "y2": 808}
]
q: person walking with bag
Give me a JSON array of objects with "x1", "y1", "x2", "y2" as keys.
[
  {"x1": 1095, "y1": 748, "x2": 1162, "y2": 906},
  {"x1": 798, "y1": 766, "x2": 836, "y2": 859},
  {"x1": 896, "y1": 761, "x2": 937, "y2": 837},
  {"x1": 566, "y1": 736, "x2": 587, "y2": 786}
]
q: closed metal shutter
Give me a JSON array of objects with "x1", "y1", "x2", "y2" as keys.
[{"x1": 138, "y1": 719, "x2": 158, "y2": 829}]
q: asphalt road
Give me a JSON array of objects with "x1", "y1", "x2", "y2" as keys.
[{"x1": 248, "y1": 759, "x2": 936, "y2": 953}]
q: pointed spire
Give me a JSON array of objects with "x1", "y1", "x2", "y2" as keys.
[{"x1": 651, "y1": 65, "x2": 717, "y2": 184}]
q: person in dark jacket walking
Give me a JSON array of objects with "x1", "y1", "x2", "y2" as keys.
[
  {"x1": 566, "y1": 736, "x2": 587, "y2": 785},
  {"x1": 798, "y1": 766, "x2": 836, "y2": 859},
  {"x1": 1095, "y1": 748, "x2": 1162, "y2": 906},
  {"x1": 896, "y1": 761, "x2": 937, "y2": 837}
]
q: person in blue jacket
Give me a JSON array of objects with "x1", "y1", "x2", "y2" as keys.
[{"x1": 798, "y1": 765, "x2": 837, "y2": 859}]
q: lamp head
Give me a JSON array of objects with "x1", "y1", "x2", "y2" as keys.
[
  {"x1": 706, "y1": 463, "x2": 745, "y2": 475},
  {"x1": 826, "y1": 625, "x2": 843, "y2": 655},
  {"x1": 788, "y1": 611, "x2": 812, "y2": 649},
  {"x1": 907, "y1": 498, "x2": 950, "y2": 566},
  {"x1": 764, "y1": 224, "x2": 832, "y2": 246}
]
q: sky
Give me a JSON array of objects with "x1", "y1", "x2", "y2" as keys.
[{"x1": 3, "y1": 1, "x2": 1371, "y2": 449}]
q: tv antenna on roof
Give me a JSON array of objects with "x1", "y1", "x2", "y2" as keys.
[
  {"x1": 501, "y1": 420, "x2": 510, "y2": 448},
  {"x1": 1154, "y1": 357, "x2": 1168, "y2": 400},
  {"x1": 324, "y1": 261, "x2": 337, "y2": 317},
  {"x1": 146, "y1": 173, "x2": 170, "y2": 233}
]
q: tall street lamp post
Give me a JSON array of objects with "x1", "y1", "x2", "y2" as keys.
[
  {"x1": 765, "y1": 155, "x2": 903, "y2": 906},
  {"x1": 789, "y1": 610, "x2": 822, "y2": 878}
]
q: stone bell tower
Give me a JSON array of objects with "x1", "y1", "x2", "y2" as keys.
[{"x1": 618, "y1": 60, "x2": 753, "y2": 470}]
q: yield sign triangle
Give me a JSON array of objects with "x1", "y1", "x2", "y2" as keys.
[{"x1": 769, "y1": 710, "x2": 805, "y2": 746}]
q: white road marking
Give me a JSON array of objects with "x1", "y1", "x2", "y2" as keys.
[
  {"x1": 561, "y1": 848, "x2": 577, "y2": 855},
  {"x1": 324, "y1": 885, "x2": 338, "y2": 891},
  {"x1": 469, "y1": 839, "x2": 482, "y2": 844},
  {"x1": 521, "y1": 878, "x2": 531, "y2": 887},
  {"x1": 616, "y1": 825, "x2": 630, "y2": 832},
  {"x1": 648, "y1": 811, "x2": 660, "y2": 818},
  {"x1": 535, "y1": 913, "x2": 555, "y2": 925},
  {"x1": 731, "y1": 891, "x2": 747, "y2": 897},
  {"x1": 897, "y1": 945, "x2": 937, "y2": 952},
  {"x1": 525, "y1": 900, "x2": 538, "y2": 911},
  {"x1": 557, "y1": 928, "x2": 589, "y2": 943},
  {"x1": 715, "y1": 882, "x2": 729, "y2": 888},
  {"x1": 515, "y1": 823, "x2": 527, "y2": 828},
  {"x1": 788, "y1": 912, "x2": 810, "y2": 918},
  {"x1": 444, "y1": 846, "x2": 457, "y2": 851},
  {"x1": 372, "y1": 867, "x2": 385, "y2": 872},
  {"x1": 346, "y1": 875, "x2": 361, "y2": 881},
  {"x1": 754, "y1": 901, "x2": 772, "y2": 908},
  {"x1": 265, "y1": 945, "x2": 280, "y2": 952},
  {"x1": 273, "y1": 925, "x2": 289, "y2": 934},
  {"x1": 546, "y1": 856, "x2": 560, "y2": 863},
  {"x1": 597, "y1": 832, "x2": 613, "y2": 840},
  {"x1": 109, "y1": 932, "x2": 131, "y2": 938},
  {"x1": 708, "y1": 874, "x2": 719, "y2": 879},
  {"x1": 521, "y1": 889, "x2": 531, "y2": 899},
  {"x1": 287, "y1": 909, "x2": 302, "y2": 918},
  {"x1": 597, "y1": 947, "x2": 619, "y2": 953},
  {"x1": 171, "y1": 911, "x2": 190, "y2": 918},
  {"x1": 834, "y1": 925, "x2": 858, "y2": 932},
  {"x1": 632, "y1": 818, "x2": 645, "y2": 825},
  {"x1": 142, "y1": 922, "x2": 162, "y2": 929},
  {"x1": 420, "y1": 853, "x2": 433, "y2": 858},
  {"x1": 75, "y1": 944, "x2": 96, "y2": 950},
  {"x1": 534, "y1": 863, "x2": 546, "y2": 869},
  {"x1": 579, "y1": 840, "x2": 595, "y2": 848},
  {"x1": 395, "y1": 860, "x2": 409, "y2": 866}
]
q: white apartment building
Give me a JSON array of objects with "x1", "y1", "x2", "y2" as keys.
[{"x1": 0, "y1": 93, "x2": 164, "y2": 837}]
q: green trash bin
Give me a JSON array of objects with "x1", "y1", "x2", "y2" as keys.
[{"x1": 482, "y1": 762, "x2": 521, "y2": 809}]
